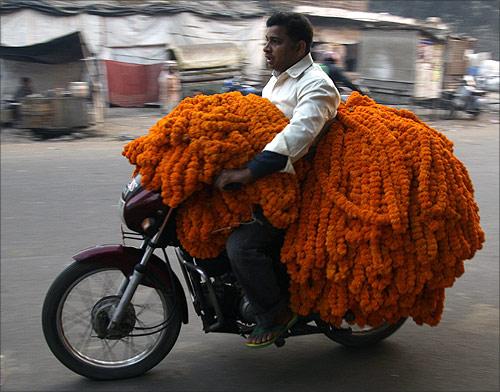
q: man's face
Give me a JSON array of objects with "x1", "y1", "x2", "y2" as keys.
[{"x1": 263, "y1": 25, "x2": 306, "y2": 74}]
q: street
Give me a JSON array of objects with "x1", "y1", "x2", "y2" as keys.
[{"x1": 1, "y1": 109, "x2": 498, "y2": 391}]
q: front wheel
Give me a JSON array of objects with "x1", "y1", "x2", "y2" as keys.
[
  {"x1": 446, "y1": 101, "x2": 456, "y2": 120},
  {"x1": 317, "y1": 317, "x2": 407, "y2": 347},
  {"x1": 42, "y1": 261, "x2": 182, "y2": 380},
  {"x1": 470, "y1": 109, "x2": 481, "y2": 120}
]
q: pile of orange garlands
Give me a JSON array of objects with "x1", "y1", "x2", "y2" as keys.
[{"x1": 123, "y1": 91, "x2": 484, "y2": 327}]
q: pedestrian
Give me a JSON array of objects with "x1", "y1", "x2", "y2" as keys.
[
  {"x1": 14, "y1": 76, "x2": 33, "y2": 101},
  {"x1": 215, "y1": 12, "x2": 340, "y2": 348},
  {"x1": 157, "y1": 61, "x2": 181, "y2": 115},
  {"x1": 12, "y1": 77, "x2": 34, "y2": 123}
]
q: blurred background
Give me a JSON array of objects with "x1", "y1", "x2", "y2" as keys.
[
  {"x1": 1, "y1": 3, "x2": 498, "y2": 390},
  {"x1": 0, "y1": 0, "x2": 498, "y2": 129}
]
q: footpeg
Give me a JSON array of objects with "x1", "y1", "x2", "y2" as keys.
[{"x1": 274, "y1": 337, "x2": 286, "y2": 347}]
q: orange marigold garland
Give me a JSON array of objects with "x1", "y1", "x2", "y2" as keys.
[
  {"x1": 123, "y1": 91, "x2": 484, "y2": 328},
  {"x1": 123, "y1": 92, "x2": 297, "y2": 258}
]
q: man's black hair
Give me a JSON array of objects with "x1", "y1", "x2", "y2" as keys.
[{"x1": 266, "y1": 12, "x2": 313, "y2": 53}]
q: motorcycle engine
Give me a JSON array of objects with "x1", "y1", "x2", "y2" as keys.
[
  {"x1": 212, "y1": 274, "x2": 256, "y2": 324},
  {"x1": 238, "y1": 296, "x2": 256, "y2": 324}
]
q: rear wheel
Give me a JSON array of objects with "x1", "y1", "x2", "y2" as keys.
[
  {"x1": 317, "y1": 317, "x2": 407, "y2": 347},
  {"x1": 42, "y1": 261, "x2": 182, "y2": 380}
]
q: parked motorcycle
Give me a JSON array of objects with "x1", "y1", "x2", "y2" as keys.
[
  {"x1": 221, "y1": 76, "x2": 259, "y2": 95},
  {"x1": 443, "y1": 76, "x2": 487, "y2": 119},
  {"x1": 42, "y1": 174, "x2": 407, "y2": 380}
]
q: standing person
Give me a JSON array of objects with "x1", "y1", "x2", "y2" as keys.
[
  {"x1": 157, "y1": 61, "x2": 181, "y2": 115},
  {"x1": 12, "y1": 77, "x2": 34, "y2": 123},
  {"x1": 215, "y1": 12, "x2": 340, "y2": 348},
  {"x1": 14, "y1": 77, "x2": 33, "y2": 101}
]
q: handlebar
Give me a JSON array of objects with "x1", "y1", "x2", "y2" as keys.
[{"x1": 223, "y1": 183, "x2": 242, "y2": 191}]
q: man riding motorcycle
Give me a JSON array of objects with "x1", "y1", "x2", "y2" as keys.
[{"x1": 214, "y1": 11, "x2": 340, "y2": 348}]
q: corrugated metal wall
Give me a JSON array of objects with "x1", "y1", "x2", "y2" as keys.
[{"x1": 358, "y1": 29, "x2": 418, "y2": 104}]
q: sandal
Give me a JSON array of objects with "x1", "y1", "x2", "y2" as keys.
[{"x1": 245, "y1": 313, "x2": 298, "y2": 348}]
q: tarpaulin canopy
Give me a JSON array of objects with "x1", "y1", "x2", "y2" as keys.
[
  {"x1": 0, "y1": 32, "x2": 87, "y2": 64},
  {"x1": 0, "y1": 2, "x2": 268, "y2": 106},
  {"x1": 0, "y1": 0, "x2": 265, "y2": 18},
  {"x1": 171, "y1": 43, "x2": 244, "y2": 70}
]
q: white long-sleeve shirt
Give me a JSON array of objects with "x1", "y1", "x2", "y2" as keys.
[{"x1": 261, "y1": 53, "x2": 340, "y2": 173}]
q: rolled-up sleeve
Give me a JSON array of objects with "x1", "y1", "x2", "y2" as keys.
[{"x1": 263, "y1": 79, "x2": 340, "y2": 164}]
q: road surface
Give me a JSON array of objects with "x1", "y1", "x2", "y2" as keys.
[{"x1": 1, "y1": 111, "x2": 498, "y2": 391}]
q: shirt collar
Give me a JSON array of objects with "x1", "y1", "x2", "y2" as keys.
[{"x1": 272, "y1": 53, "x2": 314, "y2": 79}]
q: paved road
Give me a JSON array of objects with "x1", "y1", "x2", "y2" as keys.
[{"x1": 1, "y1": 112, "x2": 498, "y2": 391}]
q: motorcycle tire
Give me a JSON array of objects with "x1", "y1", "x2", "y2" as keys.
[
  {"x1": 317, "y1": 317, "x2": 407, "y2": 348},
  {"x1": 447, "y1": 102, "x2": 456, "y2": 120},
  {"x1": 42, "y1": 261, "x2": 182, "y2": 380}
]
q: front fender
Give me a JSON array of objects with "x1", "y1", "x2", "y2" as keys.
[{"x1": 73, "y1": 244, "x2": 188, "y2": 324}]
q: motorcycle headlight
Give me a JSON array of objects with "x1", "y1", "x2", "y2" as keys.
[
  {"x1": 119, "y1": 175, "x2": 142, "y2": 229},
  {"x1": 122, "y1": 175, "x2": 141, "y2": 200}
]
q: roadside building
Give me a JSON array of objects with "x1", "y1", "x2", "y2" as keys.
[{"x1": 295, "y1": 5, "x2": 455, "y2": 105}]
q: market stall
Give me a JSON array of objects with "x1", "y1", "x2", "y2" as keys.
[{"x1": 0, "y1": 32, "x2": 94, "y2": 131}]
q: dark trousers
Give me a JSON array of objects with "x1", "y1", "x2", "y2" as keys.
[{"x1": 226, "y1": 207, "x2": 289, "y2": 328}]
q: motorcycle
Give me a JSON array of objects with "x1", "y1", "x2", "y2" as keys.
[
  {"x1": 42, "y1": 174, "x2": 407, "y2": 380},
  {"x1": 443, "y1": 76, "x2": 487, "y2": 119},
  {"x1": 221, "y1": 76, "x2": 260, "y2": 95}
]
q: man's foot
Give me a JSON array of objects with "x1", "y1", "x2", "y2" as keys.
[{"x1": 245, "y1": 310, "x2": 298, "y2": 348}]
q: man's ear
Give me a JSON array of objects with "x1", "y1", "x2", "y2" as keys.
[{"x1": 297, "y1": 40, "x2": 307, "y2": 56}]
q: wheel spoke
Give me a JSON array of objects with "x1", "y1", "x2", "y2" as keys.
[
  {"x1": 135, "y1": 318, "x2": 157, "y2": 333},
  {"x1": 127, "y1": 336, "x2": 142, "y2": 357},
  {"x1": 101, "y1": 339, "x2": 112, "y2": 361},
  {"x1": 62, "y1": 311, "x2": 92, "y2": 332},
  {"x1": 144, "y1": 331, "x2": 156, "y2": 348},
  {"x1": 102, "y1": 339, "x2": 119, "y2": 362},
  {"x1": 127, "y1": 329, "x2": 154, "y2": 353},
  {"x1": 124, "y1": 336, "x2": 135, "y2": 358},
  {"x1": 134, "y1": 303, "x2": 165, "y2": 319},
  {"x1": 101, "y1": 271, "x2": 120, "y2": 296},
  {"x1": 76, "y1": 325, "x2": 95, "y2": 353},
  {"x1": 135, "y1": 318, "x2": 146, "y2": 327},
  {"x1": 136, "y1": 315, "x2": 162, "y2": 327},
  {"x1": 72, "y1": 285, "x2": 97, "y2": 308},
  {"x1": 62, "y1": 302, "x2": 92, "y2": 318}
]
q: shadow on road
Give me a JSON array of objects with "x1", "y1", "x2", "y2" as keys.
[
  {"x1": 1, "y1": 125, "x2": 104, "y2": 143},
  {"x1": 45, "y1": 341, "x2": 408, "y2": 391}
]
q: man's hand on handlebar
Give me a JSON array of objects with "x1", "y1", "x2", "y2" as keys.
[{"x1": 215, "y1": 168, "x2": 253, "y2": 191}]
